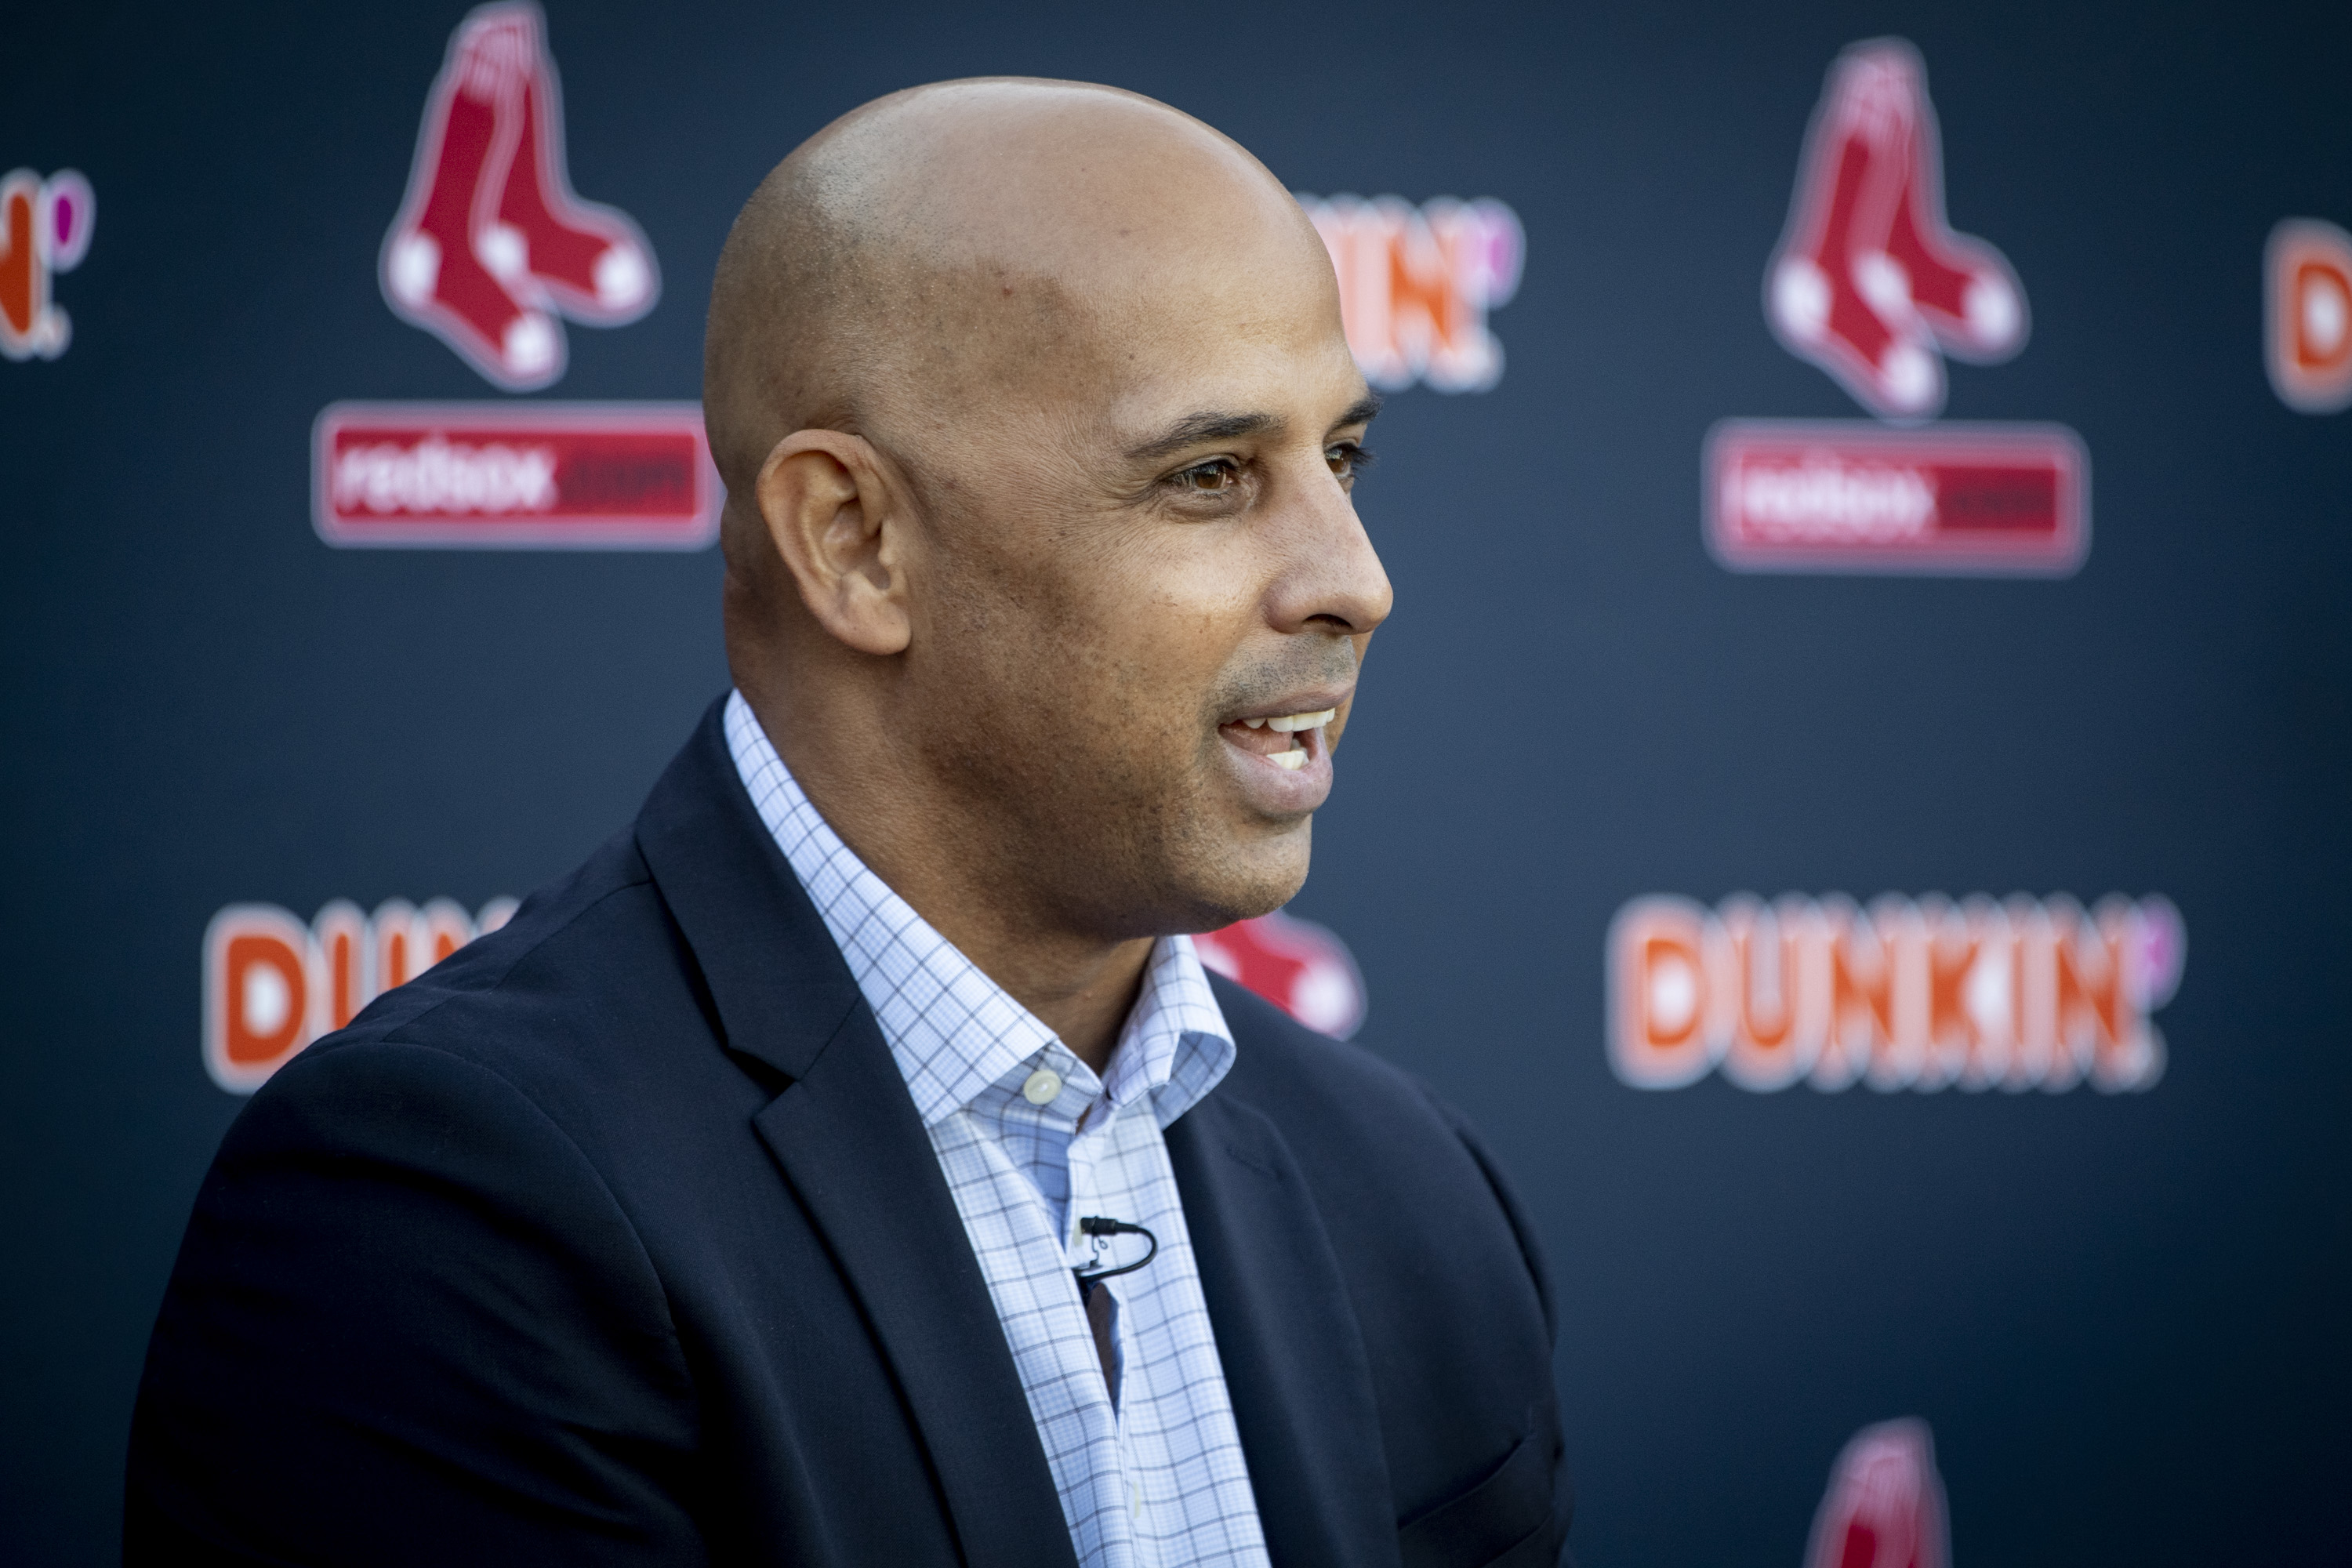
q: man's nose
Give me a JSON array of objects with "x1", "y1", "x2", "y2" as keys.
[{"x1": 1269, "y1": 459, "x2": 1393, "y2": 638}]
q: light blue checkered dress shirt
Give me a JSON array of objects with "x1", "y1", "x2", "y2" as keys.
[{"x1": 724, "y1": 692, "x2": 1272, "y2": 1568}]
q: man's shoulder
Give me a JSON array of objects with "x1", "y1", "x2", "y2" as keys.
[
  {"x1": 268, "y1": 826, "x2": 736, "y2": 1139},
  {"x1": 1206, "y1": 972, "x2": 1462, "y2": 1151},
  {"x1": 327, "y1": 828, "x2": 666, "y2": 1051}
]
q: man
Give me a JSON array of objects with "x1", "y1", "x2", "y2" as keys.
[{"x1": 129, "y1": 80, "x2": 1570, "y2": 1567}]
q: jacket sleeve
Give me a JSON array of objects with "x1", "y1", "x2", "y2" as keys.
[{"x1": 125, "y1": 1037, "x2": 705, "y2": 1567}]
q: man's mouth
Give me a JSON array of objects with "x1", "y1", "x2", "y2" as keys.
[{"x1": 1218, "y1": 707, "x2": 1338, "y2": 771}]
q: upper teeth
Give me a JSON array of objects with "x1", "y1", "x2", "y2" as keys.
[{"x1": 1241, "y1": 709, "x2": 1336, "y2": 732}]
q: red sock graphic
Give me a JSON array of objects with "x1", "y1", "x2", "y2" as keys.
[
  {"x1": 380, "y1": 2, "x2": 657, "y2": 390},
  {"x1": 492, "y1": 30, "x2": 657, "y2": 325},
  {"x1": 1768, "y1": 41, "x2": 2026, "y2": 422},
  {"x1": 1878, "y1": 60, "x2": 2026, "y2": 362},
  {"x1": 382, "y1": 10, "x2": 560, "y2": 389},
  {"x1": 1193, "y1": 909, "x2": 1367, "y2": 1040},
  {"x1": 1804, "y1": 1420, "x2": 1949, "y2": 1568}
]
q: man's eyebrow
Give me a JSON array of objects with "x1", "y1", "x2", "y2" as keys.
[
  {"x1": 1123, "y1": 393, "x2": 1383, "y2": 466},
  {"x1": 1331, "y1": 392, "x2": 1383, "y2": 432},
  {"x1": 1125, "y1": 411, "x2": 1280, "y2": 465}
]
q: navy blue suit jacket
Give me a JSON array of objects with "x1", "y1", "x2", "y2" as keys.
[{"x1": 127, "y1": 702, "x2": 1571, "y2": 1566}]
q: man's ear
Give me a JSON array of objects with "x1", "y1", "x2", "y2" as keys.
[{"x1": 753, "y1": 430, "x2": 913, "y2": 656}]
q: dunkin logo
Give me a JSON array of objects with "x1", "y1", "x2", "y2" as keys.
[
  {"x1": 2265, "y1": 218, "x2": 2352, "y2": 414},
  {"x1": 1806, "y1": 1420, "x2": 1950, "y2": 1568},
  {"x1": 203, "y1": 897, "x2": 515, "y2": 1092},
  {"x1": 381, "y1": 2, "x2": 656, "y2": 390},
  {"x1": 1195, "y1": 908, "x2": 1367, "y2": 1040},
  {"x1": 1, "y1": 168, "x2": 93, "y2": 361},
  {"x1": 1608, "y1": 891, "x2": 2183, "y2": 1094},
  {"x1": 1298, "y1": 195, "x2": 1523, "y2": 393},
  {"x1": 1766, "y1": 39, "x2": 2026, "y2": 422}
]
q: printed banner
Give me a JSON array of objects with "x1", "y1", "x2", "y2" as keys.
[
  {"x1": 1607, "y1": 891, "x2": 2183, "y2": 1094},
  {"x1": 312, "y1": 401, "x2": 720, "y2": 549},
  {"x1": 1705, "y1": 419, "x2": 2087, "y2": 575}
]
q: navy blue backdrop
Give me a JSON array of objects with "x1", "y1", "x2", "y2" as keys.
[{"x1": 6, "y1": 1, "x2": 2350, "y2": 1563}]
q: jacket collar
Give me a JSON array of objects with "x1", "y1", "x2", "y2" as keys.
[
  {"x1": 633, "y1": 699, "x2": 1080, "y2": 1568},
  {"x1": 1167, "y1": 980, "x2": 1403, "y2": 1568}
]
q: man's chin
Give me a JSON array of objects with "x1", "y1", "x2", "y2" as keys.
[{"x1": 1167, "y1": 823, "x2": 1312, "y2": 935}]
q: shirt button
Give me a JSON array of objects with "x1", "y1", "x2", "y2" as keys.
[{"x1": 1021, "y1": 1068, "x2": 1063, "y2": 1105}]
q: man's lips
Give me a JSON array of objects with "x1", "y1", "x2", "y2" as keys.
[
  {"x1": 1214, "y1": 690, "x2": 1349, "y2": 822},
  {"x1": 1217, "y1": 704, "x2": 1338, "y2": 769}
]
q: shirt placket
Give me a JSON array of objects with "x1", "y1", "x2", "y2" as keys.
[{"x1": 1068, "y1": 1093, "x2": 1156, "y2": 1555}]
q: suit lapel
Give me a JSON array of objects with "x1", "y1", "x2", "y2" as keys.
[
  {"x1": 635, "y1": 702, "x2": 1077, "y2": 1568},
  {"x1": 752, "y1": 1018, "x2": 1078, "y2": 1568},
  {"x1": 1168, "y1": 1074, "x2": 1401, "y2": 1568}
]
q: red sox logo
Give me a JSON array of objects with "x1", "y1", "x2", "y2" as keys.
[
  {"x1": 1806, "y1": 1420, "x2": 1950, "y2": 1568},
  {"x1": 380, "y1": 2, "x2": 657, "y2": 390},
  {"x1": 321, "y1": 5, "x2": 712, "y2": 550},
  {"x1": 1711, "y1": 39, "x2": 2085, "y2": 576},
  {"x1": 1, "y1": 168, "x2": 94, "y2": 361},
  {"x1": 1766, "y1": 40, "x2": 2026, "y2": 423},
  {"x1": 1195, "y1": 909, "x2": 1368, "y2": 1040}
]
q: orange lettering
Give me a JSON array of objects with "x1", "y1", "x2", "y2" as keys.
[
  {"x1": 314, "y1": 900, "x2": 368, "y2": 1033},
  {"x1": 204, "y1": 906, "x2": 318, "y2": 1092},
  {"x1": 2294, "y1": 261, "x2": 2352, "y2": 371},
  {"x1": 2267, "y1": 219, "x2": 2352, "y2": 413},
  {"x1": 1610, "y1": 898, "x2": 1720, "y2": 1088},
  {"x1": 1722, "y1": 897, "x2": 1827, "y2": 1090}
]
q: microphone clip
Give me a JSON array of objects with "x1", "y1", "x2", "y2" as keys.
[{"x1": 1073, "y1": 1215, "x2": 1158, "y2": 1283}]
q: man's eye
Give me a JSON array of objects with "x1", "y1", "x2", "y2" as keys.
[
  {"x1": 1327, "y1": 441, "x2": 1374, "y2": 481},
  {"x1": 1174, "y1": 459, "x2": 1240, "y2": 493}
]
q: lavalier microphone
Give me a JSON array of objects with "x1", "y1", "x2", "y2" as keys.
[{"x1": 1073, "y1": 1215, "x2": 1157, "y2": 1283}]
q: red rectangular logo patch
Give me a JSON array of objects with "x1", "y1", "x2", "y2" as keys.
[
  {"x1": 1705, "y1": 420, "x2": 2087, "y2": 575},
  {"x1": 313, "y1": 401, "x2": 719, "y2": 549}
]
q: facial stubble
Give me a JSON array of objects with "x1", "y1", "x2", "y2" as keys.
[{"x1": 906, "y1": 552, "x2": 1348, "y2": 945}]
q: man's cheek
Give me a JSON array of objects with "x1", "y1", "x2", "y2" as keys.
[{"x1": 1131, "y1": 593, "x2": 1255, "y2": 694}]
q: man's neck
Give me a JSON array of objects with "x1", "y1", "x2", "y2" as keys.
[
  {"x1": 742, "y1": 679, "x2": 1150, "y2": 1075},
  {"x1": 964, "y1": 932, "x2": 1153, "y2": 1078}
]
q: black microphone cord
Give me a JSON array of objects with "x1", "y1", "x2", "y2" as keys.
[{"x1": 1073, "y1": 1215, "x2": 1157, "y2": 1283}]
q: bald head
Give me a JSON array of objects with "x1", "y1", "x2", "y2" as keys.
[
  {"x1": 703, "y1": 78, "x2": 1329, "y2": 528},
  {"x1": 706, "y1": 78, "x2": 1388, "y2": 1049}
]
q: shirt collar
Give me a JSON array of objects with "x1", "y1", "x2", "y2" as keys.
[{"x1": 723, "y1": 689, "x2": 1235, "y2": 1130}]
